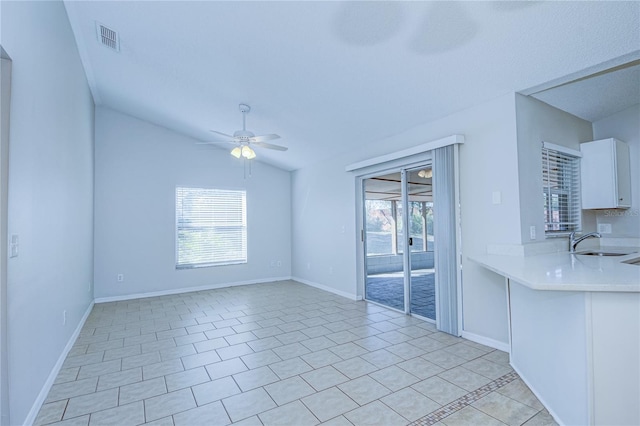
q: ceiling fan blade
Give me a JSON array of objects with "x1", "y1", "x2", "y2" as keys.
[
  {"x1": 196, "y1": 140, "x2": 236, "y2": 145},
  {"x1": 209, "y1": 130, "x2": 235, "y2": 140},
  {"x1": 253, "y1": 141, "x2": 288, "y2": 151},
  {"x1": 249, "y1": 134, "x2": 280, "y2": 142}
]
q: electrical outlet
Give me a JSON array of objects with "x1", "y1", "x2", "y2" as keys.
[
  {"x1": 492, "y1": 191, "x2": 502, "y2": 205},
  {"x1": 329, "y1": 266, "x2": 333, "y2": 275},
  {"x1": 117, "y1": 273, "x2": 124, "y2": 282},
  {"x1": 530, "y1": 226, "x2": 536, "y2": 240},
  {"x1": 598, "y1": 223, "x2": 612, "y2": 234},
  {"x1": 63, "y1": 310, "x2": 67, "y2": 326},
  {"x1": 277, "y1": 260, "x2": 282, "y2": 267},
  {"x1": 270, "y1": 261, "x2": 276, "y2": 267}
]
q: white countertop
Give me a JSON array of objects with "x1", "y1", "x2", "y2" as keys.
[{"x1": 470, "y1": 249, "x2": 640, "y2": 292}]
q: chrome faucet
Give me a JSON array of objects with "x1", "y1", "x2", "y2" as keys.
[{"x1": 569, "y1": 231, "x2": 601, "y2": 253}]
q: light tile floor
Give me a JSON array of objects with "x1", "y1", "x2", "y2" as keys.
[{"x1": 35, "y1": 280, "x2": 557, "y2": 426}]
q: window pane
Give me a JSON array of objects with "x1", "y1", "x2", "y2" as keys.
[
  {"x1": 176, "y1": 187, "x2": 247, "y2": 268},
  {"x1": 365, "y1": 200, "x2": 395, "y2": 255},
  {"x1": 408, "y1": 201, "x2": 433, "y2": 253}
]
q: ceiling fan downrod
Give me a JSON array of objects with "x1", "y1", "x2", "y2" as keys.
[{"x1": 239, "y1": 103, "x2": 250, "y2": 131}]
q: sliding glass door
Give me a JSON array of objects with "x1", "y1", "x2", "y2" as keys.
[{"x1": 363, "y1": 166, "x2": 436, "y2": 321}]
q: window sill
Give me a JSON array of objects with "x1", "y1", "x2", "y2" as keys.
[{"x1": 176, "y1": 260, "x2": 247, "y2": 270}]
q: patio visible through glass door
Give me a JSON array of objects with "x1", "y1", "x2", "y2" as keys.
[
  {"x1": 363, "y1": 167, "x2": 436, "y2": 321},
  {"x1": 363, "y1": 173, "x2": 405, "y2": 311}
]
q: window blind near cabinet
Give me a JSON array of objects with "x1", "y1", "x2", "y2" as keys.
[{"x1": 542, "y1": 142, "x2": 581, "y2": 235}]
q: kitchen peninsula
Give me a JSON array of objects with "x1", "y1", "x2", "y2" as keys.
[{"x1": 471, "y1": 250, "x2": 640, "y2": 426}]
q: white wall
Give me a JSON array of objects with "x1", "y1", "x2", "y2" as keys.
[
  {"x1": 515, "y1": 94, "x2": 595, "y2": 244},
  {"x1": 292, "y1": 93, "x2": 521, "y2": 345},
  {"x1": 592, "y1": 104, "x2": 640, "y2": 239},
  {"x1": 94, "y1": 107, "x2": 292, "y2": 299},
  {"x1": 2, "y1": 1, "x2": 95, "y2": 424},
  {"x1": 291, "y1": 159, "x2": 358, "y2": 298},
  {"x1": 457, "y1": 94, "x2": 519, "y2": 345}
]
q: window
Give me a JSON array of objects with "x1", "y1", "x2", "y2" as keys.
[
  {"x1": 176, "y1": 187, "x2": 247, "y2": 268},
  {"x1": 542, "y1": 142, "x2": 581, "y2": 235}
]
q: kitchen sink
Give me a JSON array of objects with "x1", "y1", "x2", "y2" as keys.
[{"x1": 575, "y1": 249, "x2": 638, "y2": 257}]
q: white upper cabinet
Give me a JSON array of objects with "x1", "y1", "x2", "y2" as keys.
[{"x1": 580, "y1": 138, "x2": 631, "y2": 209}]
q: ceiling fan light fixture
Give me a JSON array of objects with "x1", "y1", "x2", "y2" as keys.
[
  {"x1": 241, "y1": 145, "x2": 256, "y2": 160},
  {"x1": 230, "y1": 146, "x2": 242, "y2": 158},
  {"x1": 418, "y1": 169, "x2": 433, "y2": 179},
  {"x1": 206, "y1": 104, "x2": 286, "y2": 161}
]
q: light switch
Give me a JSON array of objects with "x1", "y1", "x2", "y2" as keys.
[
  {"x1": 10, "y1": 234, "x2": 18, "y2": 258},
  {"x1": 492, "y1": 191, "x2": 502, "y2": 205}
]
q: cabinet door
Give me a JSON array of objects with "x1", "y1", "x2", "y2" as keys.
[
  {"x1": 581, "y1": 138, "x2": 631, "y2": 209},
  {"x1": 581, "y1": 140, "x2": 615, "y2": 209}
]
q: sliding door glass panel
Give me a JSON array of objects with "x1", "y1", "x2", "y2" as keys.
[
  {"x1": 363, "y1": 173, "x2": 405, "y2": 311},
  {"x1": 407, "y1": 168, "x2": 436, "y2": 320}
]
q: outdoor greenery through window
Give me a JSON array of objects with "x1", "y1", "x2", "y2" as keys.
[
  {"x1": 542, "y1": 143, "x2": 581, "y2": 235},
  {"x1": 176, "y1": 187, "x2": 247, "y2": 268},
  {"x1": 366, "y1": 200, "x2": 433, "y2": 255}
]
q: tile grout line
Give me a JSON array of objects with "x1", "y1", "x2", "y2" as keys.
[
  {"x1": 38, "y1": 283, "x2": 530, "y2": 426},
  {"x1": 408, "y1": 371, "x2": 520, "y2": 426}
]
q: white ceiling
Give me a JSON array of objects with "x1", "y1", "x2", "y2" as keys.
[
  {"x1": 365, "y1": 170, "x2": 432, "y2": 202},
  {"x1": 530, "y1": 63, "x2": 640, "y2": 123},
  {"x1": 63, "y1": 1, "x2": 640, "y2": 171}
]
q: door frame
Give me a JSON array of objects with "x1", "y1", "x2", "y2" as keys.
[
  {"x1": 350, "y1": 135, "x2": 464, "y2": 335},
  {"x1": 0, "y1": 46, "x2": 12, "y2": 426}
]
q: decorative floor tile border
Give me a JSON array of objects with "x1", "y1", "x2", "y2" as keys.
[{"x1": 409, "y1": 371, "x2": 520, "y2": 426}]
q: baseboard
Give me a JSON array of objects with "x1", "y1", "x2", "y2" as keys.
[
  {"x1": 291, "y1": 276, "x2": 360, "y2": 301},
  {"x1": 94, "y1": 276, "x2": 361, "y2": 305},
  {"x1": 461, "y1": 330, "x2": 510, "y2": 352},
  {"x1": 23, "y1": 300, "x2": 94, "y2": 426},
  {"x1": 510, "y1": 362, "x2": 564, "y2": 426},
  {"x1": 94, "y1": 276, "x2": 293, "y2": 304}
]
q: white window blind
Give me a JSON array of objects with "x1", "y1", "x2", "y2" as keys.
[
  {"x1": 176, "y1": 187, "x2": 247, "y2": 268},
  {"x1": 542, "y1": 143, "x2": 581, "y2": 235}
]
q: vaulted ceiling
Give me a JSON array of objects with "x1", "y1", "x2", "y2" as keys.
[{"x1": 64, "y1": 1, "x2": 640, "y2": 171}]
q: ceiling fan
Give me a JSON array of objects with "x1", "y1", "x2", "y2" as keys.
[{"x1": 200, "y1": 104, "x2": 287, "y2": 160}]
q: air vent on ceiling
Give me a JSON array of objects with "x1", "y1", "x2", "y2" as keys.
[{"x1": 96, "y1": 22, "x2": 120, "y2": 52}]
